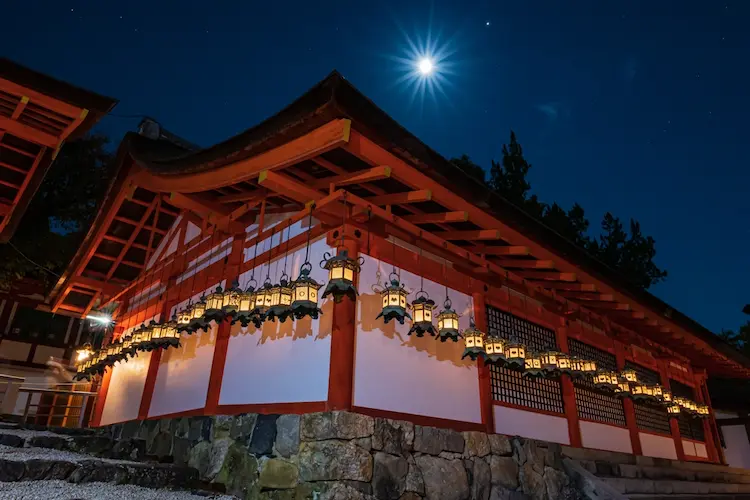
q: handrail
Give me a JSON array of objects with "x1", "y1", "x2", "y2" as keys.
[
  {"x1": 0, "y1": 374, "x2": 25, "y2": 414},
  {"x1": 19, "y1": 387, "x2": 97, "y2": 396},
  {"x1": 17, "y1": 386, "x2": 97, "y2": 428},
  {"x1": 0, "y1": 374, "x2": 25, "y2": 382}
]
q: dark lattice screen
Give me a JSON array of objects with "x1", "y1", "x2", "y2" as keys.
[
  {"x1": 670, "y1": 380, "x2": 705, "y2": 442},
  {"x1": 626, "y1": 362, "x2": 671, "y2": 434},
  {"x1": 569, "y1": 339, "x2": 626, "y2": 427},
  {"x1": 487, "y1": 306, "x2": 564, "y2": 414}
]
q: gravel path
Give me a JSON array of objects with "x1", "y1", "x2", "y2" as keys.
[
  {"x1": 0, "y1": 480, "x2": 236, "y2": 500},
  {"x1": 0, "y1": 444, "x2": 140, "y2": 465},
  {"x1": 0, "y1": 428, "x2": 70, "y2": 439}
]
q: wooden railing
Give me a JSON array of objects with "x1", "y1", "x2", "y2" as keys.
[
  {"x1": 0, "y1": 373, "x2": 24, "y2": 414},
  {"x1": 18, "y1": 385, "x2": 97, "y2": 428}
]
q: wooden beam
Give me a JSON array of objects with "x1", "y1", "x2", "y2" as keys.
[
  {"x1": 311, "y1": 165, "x2": 392, "y2": 189},
  {"x1": 217, "y1": 189, "x2": 265, "y2": 204},
  {"x1": 106, "y1": 197, "x2": 158, "y2": 280},
  {"x1": 0, "y1": 116, "x2": 58, "y2": 148},
  {"x1": 559, "y1": 292, "x2": 615, "y2": 301},
  {"x1": 168, "y1": 192, "x2": 231, "y2": 222},
  {"x1": 311, "y1": 156, "x2": 347, "y2": 175},
  {"x1": 11, "y1": 96, "x2": 29, "y2": 120},
  {"x1": 364, "y1": 190, "x2": 432, "y2": 205},
  {"x1": 494, "y1": 259, "x2": 555, "y2": 269},
  {"x1": 258, "y1": 170, "x2": 324, "y2": 204},
  {"x1": 0, "y1": 201, "x2": 10, "y2": 216},
  {"x1": 474, "y1": 245, "x2": 531, "y2": 256},
  {"x1": 403, "y1": 211, "x2": 469, "y2": 224},
  {"x1": 586, "y1": 302, "x2": 632, "y2": 311},
  {"x1": 518, "y1": 271, "x2": 577, "y2": 282},
  {"x1": 436, "y1": 229, "x2": 502, "y2": 241},
  {"x1": 541, "y1": 282, "x2": 598, "y2": 292},
  {"x1": 69, "y1": 276, "x2": 122, "y2": 297}
]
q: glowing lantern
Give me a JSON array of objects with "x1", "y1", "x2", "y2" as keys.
[
  {"x1": 436, "y1": 298, "x2": 460, "y2": 342},
  {"x1": 582, "y1": 360, "x2": 598, "y2": 374},
  {"x1": 139, "y1": 323, "x2": 153, "y2": 347},
  {"x1": 524, "y1": 352, "x2": 544, "y2": 377},
  {"x1": 557, "y1": 353, "x2": 572, "y2": 374},
  {"x1": 643, "y1": 385, "x2": 654, "y2": 397},
  {"x1": 222, "y1": 280, "x2": 242, "y2": 317},
  {"x1": 321, "y1": 249, "x2": 362, "y2": 303},
  {"x1": 461, "y1": 323, "x2": 486, "y2": 360},
  {"x1": 615, "y1": 378, "x2": 631, "y2": 397},
  {"x1": 376, "y1": 274, "x2": 411, "y2": 325},
  {"x1": 652, "y1": 385, "x2": 663, "y2": 398},
  {"x1": 485, "y1": 336, "x2": 507, "y2": 365},
  {"x1": 408, "y1": 292, "x2": 436, "y2": 337},
  {"x1": 234, "y1": 282, "x2": 262, "y2": 328},
  {"x1": 504, "y1": 340, "x2": 526, "y2": 369},
  {"x1": 291, "y1": 262, "x2": 322, "y2": 320},
  {"x1": 667, "y1": 404, "x2": 681, "y2": 415},
  {"x1": 75, "y1": 343, "x2": 93, "y2": 364},
  {"x1": 622, "y1": 369, "x2": 638, "y2": 383},
  {"x1": 697, "y1": 404, "x2": 710, "y2": 417},
  {"x1": 540, "y1": 351, "x2": 560, "y2": 373},
  {"x1": 149, "y1": 320, "x2": 164, "y2": 349},
  {"x1": 661, "y1": 390, "x2": 673, "y2": 403},
  {"x1": 177, "y1": 305, "x2": 193, "y2": 333},
  {"x1": 266, "y1": 273, "x2": 294, "y2": 323},
  {"x1": 189, "y1": 296, "x2": 209, "y2": 332},
  {"x1": 161, "y1": 313, "x2": 180, "y2": 347},
  {"x1": 254, "y1": 280, "x2": 273, "y2": 321},
  {"x1": 204, "y1": 286, "x2": 226, "y2": 323}
]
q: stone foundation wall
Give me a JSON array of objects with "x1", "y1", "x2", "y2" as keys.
[{"x1": 103, "y1": 411, "x2": 582, "y2": 500}]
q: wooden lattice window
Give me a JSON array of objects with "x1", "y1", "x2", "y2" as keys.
[
  {"x1": 569, "y1": 339, "x2": 626, "y2": 427},
  {"x1": 671, "y1": 380, "x2": 705, "y2": 442},
  {"x1": 487, "y1": 306, "x2": 564, "y2": 414},
  {"x1": 626, "y1": 361, "x2": 671, "y2": 434}
]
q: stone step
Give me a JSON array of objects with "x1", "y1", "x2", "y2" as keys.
[
  {"x1": 578, "y1": 459, "x2": 750, "y2": 485},
  {"x1": 0, "y1": 480, "x2": 236, "y2": 500},
  {"x1": 0, "y1": 427, "x2": 118, "y2": 458},
  {"x1": 0, "y1": 444, "x2": 203, "y2": 491},
  {"x1": 630, "y1": 495, "x2": 750, "y2": 500},
  {"x1": 603, "y1": 477, "x2": 750, "y2": 496}
]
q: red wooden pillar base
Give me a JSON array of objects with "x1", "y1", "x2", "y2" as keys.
[
  {"x1": 91, "y1": 368, "x2": 112, "y2": 427},
  {"x1": 616, "y1": 341, "x2": 642, "y2": 455},
  {"x1": 556, "y1": 322, "x2": 581, "y2": 447},
  {"x1": 138, "y1": 348, "x2": 162, "y2": 419},
  {"x1": 327, "y1": 235, "x2": 359, "y2": 411},
  {"x1": 472, "y1": 291, "x2": 494, "y2": 434},
  {"x1": 205, "y1": 319, "x2": 231, "y2": 415}
]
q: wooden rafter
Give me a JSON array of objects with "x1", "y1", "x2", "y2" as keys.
[
  {"x1": 364, "y1": 190, "x2": 432, "y2": 205},
  {"x1": 105, "y1": 197, "x2": 158, "y2": 280},
  {"x1": 494, "y1": 259, "x2": 556, "y2": 269},
  {"x1": 403, "y1": 211, "x2": 469, "y2": 224},
  {"x1": 310, "y1": 165, "x2": 392, "y2": 189},
  {"x1": 436, "y1": 230, "x2": 502, "y2": 241},
  {"x1": 0, "y1": 116, "x2": 58, "y2": 148}
]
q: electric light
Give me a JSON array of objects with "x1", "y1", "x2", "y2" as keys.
[
  {"x1": 461, "y1": 322, "x2": 486, "y2": 361},
  {"x1": 75, "y1": 343, "x2": 93, "y2": 364},
  {"x1": 321, "y1": 249, "x2": 362, "y2": 303},
  {"x1": 290, "y1": 262, "x2": 323, "y2": 320},
  {"x1": 376, "y1": 274, "x2": 411, "y2": 325},
  {"x1": 436, "y1": 298, "x2": 460, "y2": 342},
  {"x1": 697, "y1": 404, "x2": 710, "y2": 417},
  {"x1": 408, "y1": 291, "x2": 436, "y2": 337},
  {"x1": 593, "y1": 371, "x2": 615, "y2": 389},
  {"x1": 86, "y1": 313, "x2": 113, "y2": 326},
  {"x1": 266, "y1": 273, "x2": 294, "y2": 323},
  {"x1": 652, "y1": 385, "x2": 663, "y2": 398},
  {"x1": 177, "y1": 305, "x2": 193, "y2": 333}
]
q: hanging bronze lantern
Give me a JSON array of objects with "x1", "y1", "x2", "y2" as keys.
[
  {"x1": 222, "y1": 280, "x2": 242, "y2": 317},
  {"x1": 160, "y1": 313, "x2": 180, "y2": 347},
  {"x1": 266, "y1": 272, "x2": 294, "y2": 323},
  {"x1": 485, "y1": 336, "x2": 507, "y2": 365},
  {"x1": 540, "y1": 351, "x2": 560, "y2": 373},
  {"x1": 149, "y1": 320, "x2": 164, "y2": 350},
  {"x1": 436, "y1": 298, "x2": 460, "y2": 342},
  {"x1": 138, "y1": 323, "x2": 153, "y2": 351},
  {"x1": 523, "y1": 352, "x2": 545, "y2": 377},
  {"x1": 254, "y1": 278, "x2": 273, "y2": 321},
  {"x1": 376, "y1": 273, "x2": 411, "y2": 325},
  {"x1": 234, "y1": 280, "x2": 263, "y2": 328},
  {"x1": 661, "y1": 390, "x2": 673, "y2": 403},
  {"x1": 461, "y1": 322, "x2": 486, "y2": 360},
  {"x1": 652, "y1": 385, "x2": 663, "y2": 398},
  {"x1": 204, "y1": 286, "x2": 226, "y2": 323},
  {"x1": 189, "y1": 295, "x2": 208, "y2": 332},
  {"x1": 557, "y1": 353, "x2": 572, "y2": 375},
  {"x1": 622, "y1": 369, "x2": 638, "y2": 383},
  {"x1": 321, "y1": 249, "x2": 362, "y2": 303},
  {"x1": 504, "y1": 339, "x2": 526, "y2": 369},
  {"x1": 408, "y1": 291, "x2": 436, "y2": 337},
  {"x1": 290, "y1": 262, "x2": 323, "y2": 320},
  {"x1": 667, "y1": 404, "x2": 681, "y2": 415},
  {"x1": 75, "y1": 343, "x2": 93, "y2": 364},
  {"x1": 593, "y1": 370, "x2": 616, "y2": 390},
  {"x1": 614, "y1": 377, "x2": 631, "y2": 397},
  {"x1": 177, "y1": 304, "x2": 193, "y2": 333},
  {"x1": 697, "y1": 404, "x2": 709, "y2": 417}
]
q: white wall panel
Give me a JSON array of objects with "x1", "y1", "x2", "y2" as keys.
[
  {"x1": 639, "y1": 432, "x2": 678, "y2": 460},
  {"x1": 100, "y1": 352, "x2": 151, "y2": 425},
  {"x1": 580, "y1": 421, "x2": 633, "y2": 454},
  {"x1": 493, "y1": 404, "x2": 571, "y2": 444}
]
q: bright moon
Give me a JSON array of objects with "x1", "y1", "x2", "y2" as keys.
[{"x1": 418, "y1": 58, "x2": 434, "y2": 76}]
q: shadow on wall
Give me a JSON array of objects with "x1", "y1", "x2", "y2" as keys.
[
  {"x1": 227, "y1": 298, "x2": 334, "y2": 343},
  {"x1": 160, "y1": 325, "x2": 217, "y2": 363}
]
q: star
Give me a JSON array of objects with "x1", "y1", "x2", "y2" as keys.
[{"x1": 485, "y1": 21, "x2": 491, "y2": 26}]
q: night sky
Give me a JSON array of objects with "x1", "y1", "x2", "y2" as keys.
[{"x1": 3, "y1": 1, "x2": 748, "y2": 334}]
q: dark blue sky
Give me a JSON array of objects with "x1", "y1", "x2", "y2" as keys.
[{"x1": 4, "y1": 1, "x2": 748, "y2": 333}]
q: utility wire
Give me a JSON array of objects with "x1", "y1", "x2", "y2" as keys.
[{"x1": 6, "y1": 242, "x2": 61, "y2": 278}]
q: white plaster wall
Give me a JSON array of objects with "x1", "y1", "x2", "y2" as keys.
[
  {"x1": 493, "y1": 405, "x2": 570, "y2": 444},
  {"x1": 32, "y1": 346, "x2": 65, "y2": 364},
  {"x1": 100, "y1": 351, "x2": 152, "y2": 425},
  {"x1": 148, "y1": 326, "x2": 216, "y2": 417},
  {"x1": 220, "y1": 237, "x2": 333, "y2": 406},
  {"x1": 353, "y1": 254, "x2": 481, "y2": 424},
  {"x1": 695, "y1": 442, "x2": 708, "y2": 458},
  {"x1": 0, "y1": 340, "x2": 31, "y2": 361},
  {"x1": 580, "y1": 421, "x2": 633, "y2": 454},
  {"x1": 722, "y1": 425, "x2": 750, "y2": 469},
  {"x1": 639, "y1": 432, "x2": 678, "y2": 460},
  {"x1": 682, "y1": 439, "x2": 696, "y2": 457}
]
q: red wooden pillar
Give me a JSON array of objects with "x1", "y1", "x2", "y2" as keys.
[
  {"x1": 657, "y1": 359, "x2": 685, "y2": 461},
  {"x1": 694, "y1": 371, "x2": 723, "y2": 464},
  {"x1": 556, "y1": 320, "x2": 582, "y2": 447},
  {"x1": 473, "y1": 291, "x2": 494, "y2": 434},
  {"x1": 205, "y1": 234, "x2": 245, "y2": 415},
  {"x1": 616, "y1": 341, "x2": 642, "y2": 455},
  {"x1": 90, "y1": 324, "x2": 123, "y2": 427},
  {"x1": 327, "y1": 233, "x2": 359, "y2": 410}
]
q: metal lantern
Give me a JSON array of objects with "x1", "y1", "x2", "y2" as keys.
[
  {"x1": 139, "y1": 323, "x2": 153, "y2": 348},
  {"x1": 177, "y1": 305, "x2": 193, "y2": 333},
  {"x1": 75, "y1": 343, "x2": 93, "y2": 364},
  {"x1": 614, "y1": 378, "x2": 631, "y2": 397},
  {"x1": 222, "y1": 280, "x2": 242, "y2": 317},
  {"x1": 557, "y1": 353, "x2": 572, "y2": 374},
  {"x1": 652, "y1": 385, "x2": 663, "y2": 398},
  {"x1": 204, "y1": 286, "x2": 226, "y2": 323},
  {"x1": 674, "y1": 396, "x2": 686, "y2": 408},
  {"x1": 593, "y1": 371, "x2": 616, "y2": 389},
  {"x1": 408, "y1": 291, "x2": 436, "y2": 337},
  {"x1": 523, "y1": 352, "x2": 544, "y2": 377},
  {"x1": 485, "y1": 336, "x2": 507, "y2": 365},
  {"x1": 697, "y1": 404, "x2": 710, "y2": 417},
  {"x1": 189, "y1": 295, "x2": 209, "y2": 332},
  {"x1": 158, "y1": 313, "x2": 180, "y2": 347},
  {"x1": 461, "y1": 322, "x2": 486, "y2": 361},
  {"x1": 290, "y1": 263, "x2": 323, "y2": 320},
  {"x1": 266, "y1": 273, "x2": 294, "y2": 323},
  {"x1": 150, "y1": 320, "x2": 164, "y2": 348},
  {"x1": 504, "y1": 339, "x2": 526, "y2": 369},
  {"x1": 540, "y1": 351, "x2": 560, "y2": 373},
  {"x1": 321, "y1": 249, "x2": 362, "y2": 303},
  {"x1": 253, "y1": 279, "x2": 273, "y2": 321},
  {"x1": 622, "y1": 369, "x2": 638, "y2": 383},
  {"x1": 661, "y1": 390, "x2": 673, "y2": 403},
  {"x1": 376, "y1": 274, "x2": 411, "y2": 325},
  {"x1": 667, "y1": 404, "x2": 681, "y2": 415},
  {"x1": 582, "y1": 359, "x2": 598, "y2": 374},
  {"x1": 234, "y1": 282, "x2": 264, "y2": 328},
  {"x1": 436, "y1": 298, "x2": 460, "y2": 342}
]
